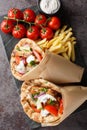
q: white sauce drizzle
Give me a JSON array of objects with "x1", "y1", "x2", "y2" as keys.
[
  {"x1": 40, "y1": 109, "x2": 49, "y2": 117},
  {"x1": 38, "y1": 94, "x2": 56, "y2": 104},
  {"x1": 16, "y1": 60, "x2": 25, "y2": 74},
  {"x1": 26, "y1": 55, "x2": 35, "y2": 64}
]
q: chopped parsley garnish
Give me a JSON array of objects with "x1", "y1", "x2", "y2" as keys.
[
  {"x1": 45, "y1": 81, "x2": 48, "y2": 84},
  {"x1": 31, "y1": 94, "x2": 37, "y2": 101},
  {"x1": 31, "y1": 92, "x2": 40, "y2": 101},
  {"x1": 24, "y1": 48, "x2": 32, "y2": 52},
  {"x1": 49, "y1": 99, "x2": 55, "y2": 105},
  {"x1": 16, "y1": 46, "x2": 21, "y2": 51},
  {"x1": 30, "y1": 48, "x2": 33, "y2": 51},
  {"x1": 41, "y1": 88, "x2": 48, "y2": 92},
  {"x1": 30, "y1": 61, "x2": 36, "y2": 66}
]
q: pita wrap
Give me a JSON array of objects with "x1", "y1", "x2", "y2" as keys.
[
  {"x1": 20, "y1": 78, "x2": 87, "y2": 126},
  {"x1": 10, "y1": 38, "x2": 44, "y2": 80},
  {"x1": 21, "y1": 52, "x2": 84, "y2": 84}
]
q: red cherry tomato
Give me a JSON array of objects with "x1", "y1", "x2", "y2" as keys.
[
  {"x1": 8, "y1": 8, "x2": 23, "y2": 20},
  {"x1": 27, "y1": 26, "x2": 39, "y2": 40},
  {"x1": 35, "y1": 14, "x2": 47, "y2": 27},
  {"x1": 48, "y1": 16, "x2": 61, "y2": 30},
  {"x1": 0, "y1": 19, "x2": 14, "y2": 33},
  {"x1": 40, "y1": 27, "x2": 53, "y2": 40},
  {"x1": 23, "y1": 9, "x2": 36, "y2": 22},
  {"x1": 12, "y1": 24, "x2": 26, "y2": 39}
]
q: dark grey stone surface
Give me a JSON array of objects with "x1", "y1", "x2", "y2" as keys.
[{"x1": 0, "y1": 0, "x2": 87, "y2": 130}]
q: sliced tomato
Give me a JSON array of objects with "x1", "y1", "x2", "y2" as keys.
[
  {"x1": 33, "y1": 50, "x2": 42, "y2": 62},
  {"x1": 15, "y1": 56, "x2": 27, "y2": 65},
  {"x1": 15, "y1": 56, "x2": 21, "y2": 64},
  {"x1": 58, "y1": 99, "x2": 63, "y2": 114},
  {"x1": 22, "y1": 57, "x2": 27, "y2": 65},
  {"x1": 45, "y1": 105, "x2": 58, "y2": 116},
  {"x1": 31, "y1": 104, "x2": 41, "y2": 113}
]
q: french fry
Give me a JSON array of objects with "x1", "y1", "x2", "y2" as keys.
[
  {"x1": 42, "y1": 41, "x2": 49, "y2": 48},
  {"x1": 46, "y1": 37, "x2": 58, "y2": 48},
  {"x1": 67, "y1": 41, "x2": 72, "y2": 59},
  {"x1": 52, "y1": 34, "x2": 65, "y2": 47},
  {"x1": 56, "y1": 47, "x2": 68, "y2": 54},
  {"x1": 60, "y1": 25, "x2": 67, "y2": 33},
  {"x1": 62, "y1": 52, "x2": 70, "y2": 60},
  {"x1": 54, "y1": 29, "x2": 60, "y2": 37},
  {"x1": 49, "y1": 44, "x2": 62, "y2": 52},
  {"x1": 69, "y1": 37, "x2": 76, "y2": 42},
  {"x1": 36, "y1": 25, "x2": 77, "y2": 61},
  {"x1": 37, "y1": 38, "x2": 47, "y2": 45},
  {"x1": 72, "y1": 41, "x2": 76, "y2": 45},
  {"x1": 62, "y1": 32, "x2": 73, "y2": 43},
  {"x1": 64, "y1": 28, "x2": 72, "y2": 34}
]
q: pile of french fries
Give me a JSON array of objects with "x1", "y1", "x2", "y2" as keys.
[{"x1": 36, "y1": 25, "x2": 76, "y2": 61}]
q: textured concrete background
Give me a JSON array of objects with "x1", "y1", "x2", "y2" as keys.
[
  {"x1": 0, "y1": 0, "x2": 36, "y2": 15},
  {"x1": 0, "y1": 0, "x2": 87, "y2": 130},
  {"x1": 0, "y1": 1, "x2": 38, "y2": 130}
]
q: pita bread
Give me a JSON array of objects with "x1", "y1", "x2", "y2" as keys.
[
  {"x1": 10, "y1": 38, "x2": 44, "y2": 80},
  {"x1": 20, "y1": 78, "x2": 63, "y2": 124}
]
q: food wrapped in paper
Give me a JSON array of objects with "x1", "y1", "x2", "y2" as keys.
[
  {"x1": 10, "y1": 38, "x2": 44, "y2": 80},
  {"x1": 21, "y1": 52, "x2": 84, "y2": 84},
  {"x1": 20, "y1": 78, "x2": 87, "y2": 127}
]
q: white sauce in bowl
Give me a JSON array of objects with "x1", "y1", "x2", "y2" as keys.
[{"x1": 40, "y1": 0, "x2": 61, "y2": 14}]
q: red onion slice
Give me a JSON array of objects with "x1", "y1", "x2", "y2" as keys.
[{"x1": 34, "y1": 92, "x2": 46, "y2": 98}]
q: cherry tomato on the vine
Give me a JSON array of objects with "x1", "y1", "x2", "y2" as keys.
[
  {"x1": 48, "y1": 16, "x2": 61, "y2": 30},
  {"x1": 0, "y1": 19, "x2": 14, "y2": 33},
  {"x1": 27, "y1": 26, "x2": 39, "y2": 40},
  {"x1": 35, "y1": 14, "x2": 47, "y2": 27},
  {"x1": 40, "y1": 27, "x2": 53, "y2": 40},
  {"x1": 8, "y1": 8, "x2": 23, "y2": 20},
  {"x1": 12, "y1": 24, "x2": 26, "y2": 39},
  {"x1": 0, "y1": 7, "x2": 62, "y2": 41},
  {"x1": 23, "y1": 9, "x2": 36, "y2": 22}
]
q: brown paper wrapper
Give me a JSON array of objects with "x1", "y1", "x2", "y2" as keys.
[
  {"x1": 42, "y1": 85, "x2": 87, "y2": 126},
  {"x1": 21, "y1": 52, "x2": 84, "y2": 84}
]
